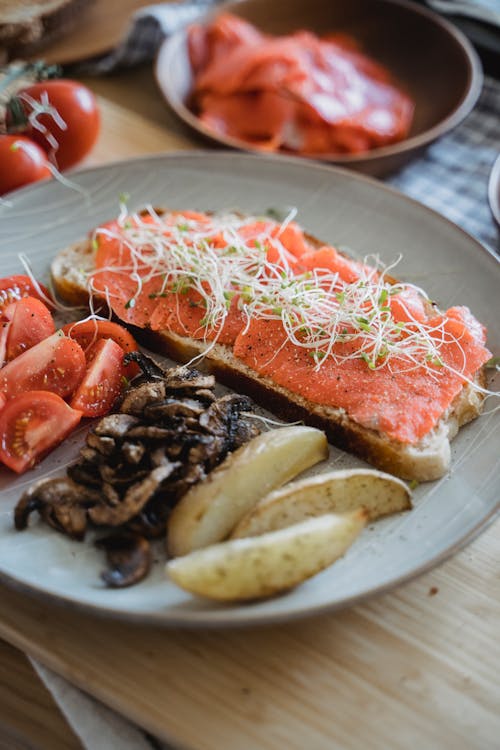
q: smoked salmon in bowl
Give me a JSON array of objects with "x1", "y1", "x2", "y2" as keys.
[{"x1": 155, "y1": 0, "x2": 482, "y2": 177}]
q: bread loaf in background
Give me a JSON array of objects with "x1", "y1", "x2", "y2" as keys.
[{"x1": 0, "y1": 0, "x2": 94, "y2": 58}]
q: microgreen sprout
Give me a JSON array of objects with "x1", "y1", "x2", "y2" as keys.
[{"x1": 87, "y1": 207, "x2": 499, "y2": 402}]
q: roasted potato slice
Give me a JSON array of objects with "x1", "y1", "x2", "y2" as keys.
[
  {"x1": 231, "y1": 469, "x2": 411, "y2": 539},
  {"x1": 166, "y1": 510, "x2": 367, "y2": 601},
  {"x1": 167, "y1": 426, "x2": 328, "y2": 557}
]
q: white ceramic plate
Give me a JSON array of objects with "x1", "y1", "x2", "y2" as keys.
[{"x1": 0, "y1": 152, "x2": 498, "y2": 626}]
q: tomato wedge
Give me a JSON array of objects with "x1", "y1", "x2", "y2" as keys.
[
  {"x1": 62, "y1": 319, "x2": 140, "y2": 377},
  {"x1": 70, "y1": 337, "x2": 126, "y2": 417},
  {"x1": 0, "y1": 275, "x2": 52, "y2": 312},
  {"x1": 4, "y1": 296, "x2": 55, "y2": 361},
  {"x1": 62, "y1": 319, "x2": 138, "y2": 355},
  {"x1": 0, "y1": 332, "x2": 86, "y2": 400},
  {"x1": 0, "y1": 391, "x2": 82, "y2": 473}
]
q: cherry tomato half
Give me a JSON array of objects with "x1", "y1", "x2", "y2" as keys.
[
  {"x1": 0, "y1": 135, "x2": 51, "y2": 195},
  {"x1": 4, "y1": 296, "x2": 55, "y2": 361},
  {"x1": 0, "y1": 390, "x2": 82, "y2": 473},
  {"x1": 0, "y1": 275, "x2": 52, "y2": 313},
  {"x1": 0, "y1": 332, "x2": 86, "y2": 400},
  {"x1": 71, "y1": 337, "x2": 126, "y2": 417},
  {"x1": 12, "y1": 80, "x2": 100, "y2": 170},
  {"x1": 62, "y1": 319, "x2": 139, "y2": 357},
  {"x1": 62, "y1": 319, "x2": 139, "y2": 378}
]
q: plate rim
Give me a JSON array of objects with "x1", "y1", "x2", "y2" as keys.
[
  {"x1": 0, "y1": 149, "x2": 499, "y2": 627},
  {"x1": 1, "y1": 498, "x2": 499, "y2": 628},
  {"x1": 3, "y1": 148, "x2": 499, "y2": 265}
]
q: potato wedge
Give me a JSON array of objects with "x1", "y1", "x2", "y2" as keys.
[
  {"x1": 231, "y1": 469, "x2": 411, "y2": 539},
  {"x1": 167, "y1": 426, "x2": 328, "y2": 557},
  {"x1": 166, "y1": 510, "x2": 367, "y2": 601}
]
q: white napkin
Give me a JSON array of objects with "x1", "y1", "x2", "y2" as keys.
[
  {"x1": 31, "y1": 659, "x2": 171, "y2": 750},
  {"x1": 426, "y1": 0, "x2": 500, "y2": 27}
]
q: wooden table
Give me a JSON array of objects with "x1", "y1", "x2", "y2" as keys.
[{"x1": 1, "y1": 65, "x2": 499, "y2": 750}]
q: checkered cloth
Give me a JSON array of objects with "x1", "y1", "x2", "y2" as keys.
[
  {"x1": 388, "y1": 77, "x2": 500, "y2": 250},
  {"x1": 78, "y1": 1, "x2": 500, "y2": 252}
]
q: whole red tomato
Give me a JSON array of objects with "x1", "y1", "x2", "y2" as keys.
[
  {"x1": 0, "y1": 135, "x2": 51, "y2": 195},
  {"x1": 10, "y1": 80, "x2": 100, "y2": 170}
]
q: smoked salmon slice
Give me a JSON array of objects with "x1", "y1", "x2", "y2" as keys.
[
  {"x1": 91, "y1": 209, "x2": 491, "y2": 445},
  {"x1": 232, "y1": 310, "x2": 489, "y2": 445},
  {"x1": 187, "y1": 14, "x2": 415, "y2": 155}
]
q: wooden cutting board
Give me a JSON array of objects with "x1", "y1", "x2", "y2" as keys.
[
  {"x1": 0, "y1": 640, "x2": 81, "y2": 750},
  {"x1": 25, "y1": 0, "x2": 157, "y2": 65},
  {"x1": 1, "y1": 88, "x2": 499, "y2": 750},
  {"x1": 84, "y1": 91, "x2": 196, "y2": 164},
  {"x1": 0, "y1": 520, "x2": 499, "y2": 750}
]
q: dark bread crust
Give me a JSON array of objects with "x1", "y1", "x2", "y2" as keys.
[
  {"x1": 139, "y1": 326, "x2": 404, "y2": 469},
  {"x1": 135, "y1": 326, "x2": 486, "y2": 482}
]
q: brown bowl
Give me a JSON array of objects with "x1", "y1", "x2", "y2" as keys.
[{"x1": 155, "y1": 0, "x2": 483, "y2": 177}]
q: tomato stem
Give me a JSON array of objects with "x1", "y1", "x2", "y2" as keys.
[
  {"x1": 0, "y1": 62, "x2": 62, "y2": 96},
  {"x1": 4, "y1": 96, "x2": 28, "y2": 131},
  {"x1": 0, "y1": 62, "x2": 63, "y2": 134}
]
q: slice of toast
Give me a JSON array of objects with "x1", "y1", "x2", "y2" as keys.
[{"x1": 51, "y1": 233, "x2": 486, "y2": 483}]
